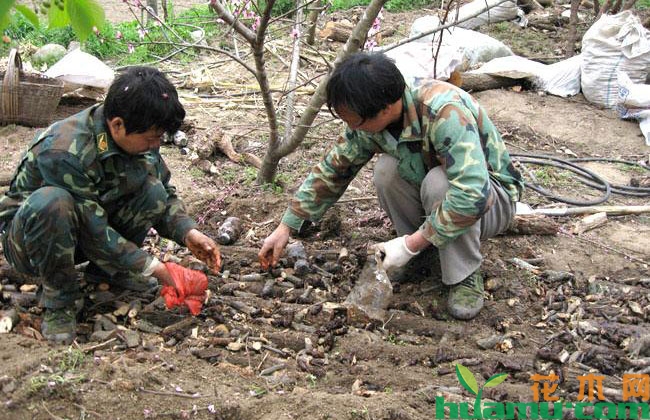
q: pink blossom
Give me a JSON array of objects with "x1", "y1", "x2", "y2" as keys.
[
  {"x1": 92, "y1": 26, "x2": 99, "y2": 35},
  {"x1": 115, "y1": 31, "x2": 123, "y2": 40},
  {"x1": 127, "y1": 43, "x2": 135, "y2": 54},
  {"x1": 251, "y1": 16, "x2": 261, "y2": 31},
  {"x1": 290, "y1": 28, "x2": 300, "y2": 39},
  {"x1": 138, "y1": 28, "x2": 147, "y2": 40}
]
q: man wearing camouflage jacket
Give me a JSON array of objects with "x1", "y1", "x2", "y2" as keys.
[
  {"x1": 259, "y1": 52, "x2": 523, "y2": 320},
  {"x1": 0, "y1": 67, "x2": 221, "y2": 343}
]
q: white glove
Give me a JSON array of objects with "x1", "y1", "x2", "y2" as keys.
[{"x1": 375, "y1": 235, "x2": 420, "y2": 272}]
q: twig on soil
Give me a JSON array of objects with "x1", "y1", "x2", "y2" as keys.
[
  {"x1": 73, "y1": 403, "x2": 102, "y2": 417},
  {"x1": 561, "y1": 231, "x2": 648, "y2": 265},
  {"x1": 337, "y1": 196, "x2": 378, "y2": 203},
  {"x1": 137, "y1": 387, "x2": 201, "y2": 398},
  {"x1": 41, "y1": 402, "x2": 65, "y2": 420},
  {"x1": 77, "y1": 338, "x2": 119, "y2": 353}
]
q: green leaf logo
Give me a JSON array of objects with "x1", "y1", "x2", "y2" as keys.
[
  {"x1": 456, "y1": 364, "x2": 479, "y2": 395},
  {"x1": 484, "y1": 373, "x2": 508, "y2": 388},
  {"x1": 455, "y1": 365, "x2": 508, "y2": 419}
]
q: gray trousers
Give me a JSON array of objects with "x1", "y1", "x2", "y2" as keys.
[{"x1": 373, "y1": 155, "x2": 515, "y2": 285}]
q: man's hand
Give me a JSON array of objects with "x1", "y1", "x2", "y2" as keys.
[
  {"x1": 151, "y1": 260, "x2": 174, "y2": 287},
  {"x1": 184, "y1": 228, "x2": 222, "y2": 273},
  {"x1": 374, "y1": 235, "x2": 421, "y2": 272},
  {"x1": 258, "y1": 223, "x2": 291, "y2": 269}
]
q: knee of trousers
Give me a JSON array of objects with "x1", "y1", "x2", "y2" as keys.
[
  {"x1": 420, "y1": 167, "x2": 449, "y2": 211},
  {"x1": 373, "y1": 154, "x2": 400, "y2": 192},
  {"x1": 20, "y1": 186, "x2": 78, "y2": 232},
  {"x1": 137, "y1": 176, "x2": 168, "y2": 217}
]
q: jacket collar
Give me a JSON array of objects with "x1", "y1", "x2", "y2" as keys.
[
  {"x1": 91, "y1": 104, "x2": 123, "y2": 160},
  {"x1": 397, "y1": 86, "x2": 423, "y2": 142}
]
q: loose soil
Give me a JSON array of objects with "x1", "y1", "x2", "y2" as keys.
[{"x1": 1, "y1": 2, "x2": 650, "y2": 420}]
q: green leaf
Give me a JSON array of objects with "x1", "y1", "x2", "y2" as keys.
[
  {"x1": 0, "y1": 0, "x2": 17, "y2": 31},
  {"x1": 66, "y1": 0, "x2": 105, "y2": 41},
  {"x1": 484, "y1": 373, "x2": 508, "y2": 388},
  {"x1": 455, "y1": 364, "x2": 479, "y2": 395},
  {"x1": 14, "y1": 4, "x2": 40, "y2": 29},
  {"x1": 48, "y1": 2, "x2": 69, "y2": 28}
]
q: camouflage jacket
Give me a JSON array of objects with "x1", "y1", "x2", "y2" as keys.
[
  {"x1": 0, "y1": 104, "x2": 197, "y2": 273},
  {"x1": 281, "y1": 80, "x2": 523, "y2": 248}
]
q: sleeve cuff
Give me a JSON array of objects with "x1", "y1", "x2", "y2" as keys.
[
  {"x1": 280, "y1": 208, "x2": 306, "y2": 232},
  {"x1": 142, "y1": 256, "x2": 162, "y2": 277},
  {"x1": 419, "y1": 222, "x2": 449, "y2": 249},
  {"x1": 173, "y1": 219, "x2": 198, "y2": 245}
]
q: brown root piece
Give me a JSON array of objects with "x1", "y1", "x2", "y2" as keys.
[
  {"x1": 319, "y1": 20, "x2": 354, "y2": 42},
  {"x1": 216, "y1": 132, "x2": 262, "y2": 169},
  {"x1": 507, "y1": 214, "x2": 559, "y2": 235}
]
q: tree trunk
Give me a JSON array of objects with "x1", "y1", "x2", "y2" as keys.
[
  {"x1": 306, "y1": 0, "x2": 323, "y2": 45},
  {"x1": 146, "y1": 0, "x2": 158, "y2": 25},
  {"x1": 257, "y1": 0, "x2": 389, "y2": 184},
  {"x1": 565, "y1": 0, "x2": 580, "y2": 58}
]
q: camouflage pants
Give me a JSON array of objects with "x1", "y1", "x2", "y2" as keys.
[
  {"x1": 374, "y1": 154, "x2": 516, "y2": 286},
  {"x1": 2, "y1": 177, "x2": 167, "y2": 308}
]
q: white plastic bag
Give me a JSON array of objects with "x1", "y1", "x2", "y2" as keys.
[
  {"x1": 456, "y1": 0, "x2": 520, "y2": 30},
  {"x1": 536, "y1": 55, "x2": 582, "y2": 97},
  {"x1": 409, "y1": 15, "x2": 514, "y2": 70},
  {"x1": 617, "y1": 71, "x2": 650, "y2": 145},
  {"x1": 385, "y1": 41, "x2": 464, "y2": 83},
  {"x1": 387, "y1": 15, "x2": 513, "y2": 83},
  {"x1": 472, "y1": 55, "x2": 582, "y2": 97},
  {"x1": 581, "y1": 11, "x2": 650, "y2": 108},
  {"x1": 45, "y1": 48, "x2": 115, "y2": 90}
]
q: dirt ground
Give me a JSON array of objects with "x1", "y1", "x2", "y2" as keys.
[{"x1": 1, "y1": 2, "x2": 650, "y2": 420}]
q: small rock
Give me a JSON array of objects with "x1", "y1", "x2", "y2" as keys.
[{"x1": 227, "y1": 342, "x2": 244, "y2": 352}]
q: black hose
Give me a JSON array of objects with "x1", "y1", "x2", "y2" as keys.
[{"x1": 511, "y1": 154, "x2": 612, "y2": 206}]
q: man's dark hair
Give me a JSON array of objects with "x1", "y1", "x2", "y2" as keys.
[
  {"x1": 104, "y1": 66, "x2": 185, "y2": 134},
  {"x1": 326, "y1": 52, "x2": 405, "y2": 121}
]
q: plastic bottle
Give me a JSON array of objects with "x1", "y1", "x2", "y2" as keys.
[
  {"x1": 344, "y1": 249, "x2": 393, "y2": 321},
  {"x1": 216, "y1": 217, "x2": 242, "y2": 245}
]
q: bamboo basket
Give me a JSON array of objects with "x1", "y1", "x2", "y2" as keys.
[{"x1": 0, "y1": 48, "x2": 64, "y2": 127}]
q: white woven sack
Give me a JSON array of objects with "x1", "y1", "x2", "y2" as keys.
[{"x1": 581, "y1": 11, "x2": 650, "y2": 108}]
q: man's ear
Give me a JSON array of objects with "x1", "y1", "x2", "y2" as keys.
[{"x1": 106, "y1": 117, "x2": 125, "y2": 138}]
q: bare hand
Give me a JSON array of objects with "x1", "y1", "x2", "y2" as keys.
[
  {"x1": 184, "y1": 228, "x2": 222, "y2": 273},
  {"x1": 258, "y1": 223, "x2": 291, "y2": 269},
  {"x1": 152, "y1": 261, "x2": 174, "y2": 288}
]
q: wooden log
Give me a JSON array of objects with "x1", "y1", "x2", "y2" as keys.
[
  {"x1": 458, "y1": 72, "x2": 520, "y2": 93},
  {"x1": 319, "y1": 20, "x2": 354, "y2": 42},
  {"x1": 2, "y1": 291, "x2": 38, "y2": 307},
  {"x1": 518, "y1": 0, "x2": 544, "y2": 12},
  {"x1": 532, "y1": 205, "x2": 650, "y2": 216},
  {"x1": 161, "y1": 317, "x2": 197, "y2": 337},
  {"x1": 0, "y1": 308, "x2": 20, "y2": 333},
  {"x1": 573, "y1": 212, "x2": 607, "y2": 234},
  {"x1": 507, "y1": 214, "x2": 559, "y2": 235}
]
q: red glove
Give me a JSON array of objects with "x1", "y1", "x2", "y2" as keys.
[{"x1": 160, "y1": 262, "x2": 208, "y2": 315}]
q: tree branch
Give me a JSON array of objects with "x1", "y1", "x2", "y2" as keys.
[{"x1": 210, "y1": 1, "x2": 257, "y2": 44}]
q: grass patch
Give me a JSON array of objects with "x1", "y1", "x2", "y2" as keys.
[
  {"x1": 2, "y1": 4, "x2": 223, "y2": 64},
  {"x1": 330, "y1": 0, "x2": 435, "y2": 11}
]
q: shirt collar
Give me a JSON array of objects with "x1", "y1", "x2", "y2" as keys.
[{"x1": 397, "y1": 86, "x2": 423, "y2": 142}]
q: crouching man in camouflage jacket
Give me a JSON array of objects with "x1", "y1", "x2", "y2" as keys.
[
  {"x1": 259, "y1": 52, "x2": 523, "y2": 320},
  {"x1": 0, "y1": 66, "x2": 221, "y2": 343}
]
